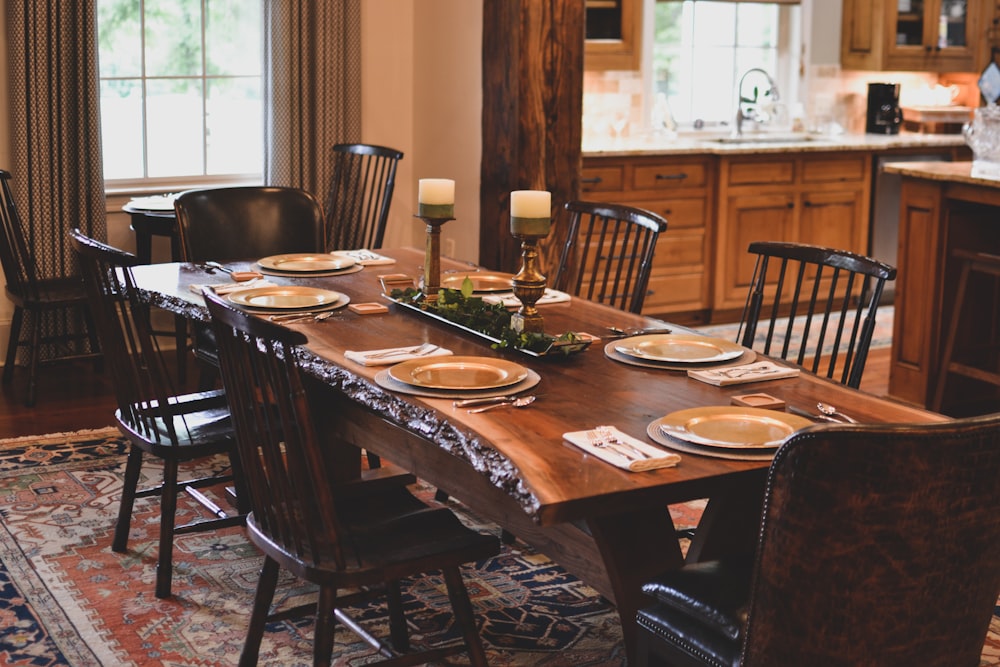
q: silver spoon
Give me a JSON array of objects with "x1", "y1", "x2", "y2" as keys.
[
  {"x1": 816, "y1": 402, "x2": 858, "y2": 424},
  {"x1": 467, "y1": 395, "x2": 536, "y2": 413}
]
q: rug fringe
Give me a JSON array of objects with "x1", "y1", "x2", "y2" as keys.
[{"x1": 0, "y1": 426, "x2": 120, "y2": 448}]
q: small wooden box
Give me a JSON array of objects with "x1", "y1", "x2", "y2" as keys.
[{"x1": 730, "y1": 392, "x2": 786, "y2": 410}]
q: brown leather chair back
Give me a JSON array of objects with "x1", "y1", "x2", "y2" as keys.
[{"x1": 742, "y1": 416, "x2": 1000, "y2": 666}]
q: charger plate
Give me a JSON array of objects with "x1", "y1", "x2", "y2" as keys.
[
  {"x1": 257, "y1": 253, "x2": 356, "y2": 273},
  {"x1": 653, "y1": 406, "x2": 812, "y2": 450},
  {"x1": 646, "y1": 421, "x2": 776, "y2": 462},
  {"x1": 604, "y1": 341, "x2": 755, "y2": 371},
  {"x1": 375, "y1": 368, "x2": 540, "y2": 399},
  {"x1": 615, "y1": 333, "x2": 744, "y2": 363},
  {"x1": 387, "y1": 355, "x2": 528, "y2": 390},
  {"x1": 227, "y1": 285, "x2": 346, "y2": 310},
  {"x1": 441, "y1": 271, "x2": 515, "y2": 293}
]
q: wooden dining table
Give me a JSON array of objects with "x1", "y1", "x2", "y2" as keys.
[{"x1": 131, "y1": 247, "x2": 945, "y2": 663}]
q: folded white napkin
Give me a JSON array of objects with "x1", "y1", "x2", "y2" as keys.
[
  {"x1": 188, "y1": 278, "x2": 274, "y2": 295},
  {"x1": 687, "y1": 360, "x2": 800, "y2": 386},
  {"x1": 344, "y1": 344, "x2": 453, "y2": 367},
  {"x1": 332, "y1": 250, "x2": 396, "y2": 266},
  {"x1": 564, "y1": 425, "x2": 681, "y2": 472},
  {"x1": 482, "y1": 288, "x2": 572, "y2": 308}
]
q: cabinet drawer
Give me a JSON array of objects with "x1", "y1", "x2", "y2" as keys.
[
  {"x1": 643, "y1": 273, "x2": 705, "y2": 310},
  {"x1": 727, "y1": 160, "x2": 794, "y2": 185},
  {"x1": 581, "y1": 165, "x2": 624, "y2": 192},
  {"x1": 802, "y1": 156, "x2": 867, "y2": 183},
  {"x1": 629, "y1": 198, "x2": 706, "y2": 230},
  {"x1": 653, "y1": 232, "x2": 705, "y2": 269},
  {"x1": 633, "y1": 162, "x2": 708, "y2": 190}
]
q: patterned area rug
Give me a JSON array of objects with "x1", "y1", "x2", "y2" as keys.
[{"x1": 0, "y1": 429, "x2": 997, "y2": 667}]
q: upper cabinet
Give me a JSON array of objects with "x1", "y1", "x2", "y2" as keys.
[
  {"x1": 585, "y1": 0, "x2": 642, "y2": 70},
  {"x1": 842, "y1": 0, "x2": 988, "y2": 72}
]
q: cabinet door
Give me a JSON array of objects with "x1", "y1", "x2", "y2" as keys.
[
  {"x1": 585, "y1": 0, "x2": 642, "y2": 70},
  {"x1": 717, "y1": 193, "x2": 796, "y2": 311},
  {"x1": 798, "y1": 189, "x2": 866, "y2": 253},
  {"x1": 884, "y1": 0, "x2": 980, "y2": 71}
]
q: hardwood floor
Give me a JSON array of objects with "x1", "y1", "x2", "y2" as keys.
[{"x1": 0, "y1": 345, "x2": 895, "y2": 440}]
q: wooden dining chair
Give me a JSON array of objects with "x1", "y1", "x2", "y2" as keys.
[
  {"x1": 173, "y1": 186, "x2": 327, "y2": 390},
  {"x1": 0, "y1": 170, "x2": 101, "y2": 406},
  {"x1": 737, "y1": 241, "x2": 896, "y2": 389},
  {"x1": 323, "y1": 143, "x2": 403, "y2": 251},
  {"x1": 636, "y1": 414, "x2": 1000, "y2": 667},
  {"x1": 203, "y1": 289, "x2": 500, "y2": 667},
  {"x1": 552, "y1": 200, "x2": 668, "y2": 314},
  {"x1": 70, "y1": 229, "x2": 247, "y2": 599}
]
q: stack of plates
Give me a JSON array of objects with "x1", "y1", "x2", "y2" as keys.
[
  {"x1": 441, "y1": 272, "x2": 515, "y2": 293},
  {"x1": 605, "y1": 333, "x2": 754, "y2": 370},
  {"x1": 646, "y1": 406, "x2": 812, "y2": 460},
  {"x1": 226, "y1": 285, "x2": 349, "y2": 314},
  {"x1": 375, "y1": 355, "x2": 540, "y2": 399},
  {"x1": 256, "y1": 253, "x2": 363, "y2": 277}
]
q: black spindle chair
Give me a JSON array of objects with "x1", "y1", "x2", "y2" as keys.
[{"x1": 324, "y1": 143, "x2": 403, "y2": 251}]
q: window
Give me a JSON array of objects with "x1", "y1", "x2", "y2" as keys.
[
  {"x1": 97, "y1": 0, "x2": 264, "y2": 188},
  {"x1": 652, "y1": 1, "x2": 801, "y2": 129}
]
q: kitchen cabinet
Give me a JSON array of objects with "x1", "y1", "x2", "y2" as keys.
[
  {"x1": 585, "y1": 0, "x2": 642, "y2": 71},
  {"x1": 841, "y1": 0, "x2": 987, "y2": 72},
  {"x1": 714, "y1": 153, "x2": 871, "y2": 315},
  {"x1": 581, "y1": 155, "x2": 714, "y2": 323}
]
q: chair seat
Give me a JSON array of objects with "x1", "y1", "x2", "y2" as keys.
[
  {"x1": 5, "y1": 276, "x2": 89, "y2": 307},
  {"x1": 115, "y1": 389, "x2": 234, "y2": 459},
  {"x1": 641, "y1": 559, "x2": 752, "y2": 641},
  {"x1": 637, "y1": 602, "x2": 741, "y2": 667}
]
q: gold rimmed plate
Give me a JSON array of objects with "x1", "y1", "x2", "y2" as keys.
[
  {"x1": 441, "y1": 272, "x2": 515, "y2": 293},
  {"x1": 387, "y1": 355, "x2": 528, "y2": 390},
  {"x1": 615, "y1": 333, "x2": 745, "y2": 364},
  {"x1": 227, "y1": 285, "x2": 346, "y2": 311},
  {"x1": 655, "y1": 406, "x2": 812, "y2": 449},
  {"x1": 257, "y1": 253, "x2": 357, "y2": 273}
]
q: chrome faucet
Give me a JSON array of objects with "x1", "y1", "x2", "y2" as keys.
[{"x1": 734, "y1": 68, "x2": 780, "y2": 137}]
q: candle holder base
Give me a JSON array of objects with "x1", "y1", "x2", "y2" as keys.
[
  {"x1": 511, "y1": 236, "x2": 548, "y2": 335},
  {"x1": 415, "y1": 214, "x2": 454, "y2": 301}
]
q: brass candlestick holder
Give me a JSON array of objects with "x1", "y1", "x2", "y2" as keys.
[
  {"x1": 509, "y1": 216, "x2": 551, "y2": 334},
  {"x1": 416, "y1": 203, "x2": 454, "y2": 301}
]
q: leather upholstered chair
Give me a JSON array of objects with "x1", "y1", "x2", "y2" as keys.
[
  {"x1": 203, "y1": 289, "x2": 500, "y2": 667},
  {"x1": 173, "y1": 186, "x2": 326, "y2": 389},
  {"x1": 323, "y1": 143, "x2": 403, "y2": 251},
  {"x1": 635, "y1": 415, "x2": 1000, "y2": 667},
  {"x1": 0, "y1": 170, "x2": 101, "y2": 406},
  {"x1": 737, "y1": 241, "x2": 896, "y2": 389},
  {"x1": 552, "y1": 200, "x2": 667, "y2": 314},
  {"x1": 70, "y1": 229, "x2": 246, "y2": 599}
]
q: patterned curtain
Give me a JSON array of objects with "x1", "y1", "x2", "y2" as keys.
[
  {"x1": 6, "y1": 0, "x2": 107, "y2": 277},
  {"x1": 264, "y1": 0, "x2": 362, "y2": 196}
]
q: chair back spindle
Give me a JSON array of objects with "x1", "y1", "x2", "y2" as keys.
[{"x1": 324, "y1": 143, "x2": 403, "y2": 251}]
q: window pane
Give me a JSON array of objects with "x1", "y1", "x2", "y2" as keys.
[
  {"x1": 206, "y1": 77, "x2": 263, "y2": 174},
  {"x1": 98, "y1": 0, "x2": 142, "y2": 77},
  {"x1": 736, "y1": 5, "x2": 779, "y2": 48},
  {"x1": 144, "y1": 0, "x2": 202, "y2": 77},
  {"x1": 100, "y1": 79, "x2": 144, "y2": 179},
  {"x1": 207, "y1": 0, "x2": 263, "y2": 76},
  {"x1": 145, "y1": 78, "x2": 205, "y2": 178},
  {"x1": 691, "y1": 3, "x2": 735, "y2": 47}
]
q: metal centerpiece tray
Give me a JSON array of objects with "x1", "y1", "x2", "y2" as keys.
[{"x1": 383, "y1": 288, "x2": 590, "y2": 358}]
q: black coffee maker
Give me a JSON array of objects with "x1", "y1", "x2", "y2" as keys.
[{"x1": 866, "y1": 82, "x2": 902, "y2": 134}]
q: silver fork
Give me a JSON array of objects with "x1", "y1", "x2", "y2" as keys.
[
  {"x1": 595, "y1": 425, "x2": 651, "y2": 459},
  {"x1": 365, "y1": 342, "x2": 438, "y2": 360},
  {"x1": 587, "y1": 429, "x2": 637, "y2": 461}
]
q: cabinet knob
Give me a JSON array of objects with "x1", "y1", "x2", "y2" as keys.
[{"x1": 787, "y1": 201, "x2": 795, "y2": 209}]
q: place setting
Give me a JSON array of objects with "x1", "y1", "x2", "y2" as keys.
[
  {"x1": 219, "y1": 284, "x2": 351, "y2": 321},
  {"x1": 604, "y1": 332, "x2": 756, "y2": 371},
  {"x1": 368, "y1": 354, "x2": 541, "y2": 400},
  {"x1": 255, "y1": 252, "x2": 365, "y2": 277},
  {"x1": 646, "y1": 406, "x2": 813, "y2": 461}
]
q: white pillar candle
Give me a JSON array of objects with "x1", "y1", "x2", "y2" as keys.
[
  {"x1": 510, "y1": 190, "x2": 551, "y2": 218},
  {"x1": 418, "y1": 179, "x2": 455, "y2": 205}
]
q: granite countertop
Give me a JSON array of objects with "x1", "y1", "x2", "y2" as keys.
[
  {"x1": 880, "y1": 160, "x2": 1000, "y2": 188},
  {"x1": 583, "y1": 131, "x2": 967, "y2": 157}
]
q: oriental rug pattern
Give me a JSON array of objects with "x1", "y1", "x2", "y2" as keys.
[{"x1": 0, "y1": 428, "x2": 996, "y2": 667}]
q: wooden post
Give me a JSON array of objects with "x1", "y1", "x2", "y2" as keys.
[{"x1": 480, "y1": 0, "x2": 584, "y2": 273}]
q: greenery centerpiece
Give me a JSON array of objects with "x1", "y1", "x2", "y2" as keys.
[{"x1": 390, "y1": 276, "x2": 586, "y2": 355}]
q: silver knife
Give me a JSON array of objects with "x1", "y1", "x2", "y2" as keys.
[{"x1": 453, "y1": 395, "x2": 516, "y2": 408}]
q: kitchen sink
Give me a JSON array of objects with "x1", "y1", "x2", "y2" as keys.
[{"x1": 710, "y1": 132, "x2": 825, "y2": 144}]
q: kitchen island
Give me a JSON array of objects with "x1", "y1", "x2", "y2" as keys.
[
  {"x1": 582, "y1": 132, "x2": 968, "y2": 324},
  {"x1": 883, "y1": 160, "x2": 1000, "y2": 413}
]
